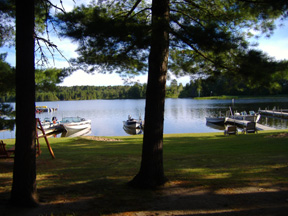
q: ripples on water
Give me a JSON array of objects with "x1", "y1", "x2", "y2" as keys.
[{"x1": 1, "y1": 98, "x2": 288, "y2": 139}]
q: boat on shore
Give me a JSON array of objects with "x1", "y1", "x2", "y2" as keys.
[
  {"x1": 37, "y1": 117, "x2": 63, "y2": 136},
  {"x1": 61, "y1": 117, "x2": 91, "y2": 131},
  {"x1": 123, "y1": 115, "x2": 144, "y2": 129},
  {"x1": 41, "y1": 117, "x2": 59, "y2": 129}
]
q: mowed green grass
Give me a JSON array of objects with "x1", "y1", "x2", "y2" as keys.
[{"x1": 1, "y1": 130, "x2": 288, "y2": 214}]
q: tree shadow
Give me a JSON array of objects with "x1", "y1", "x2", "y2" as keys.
[
  {"x1": 1, "y1": 134, "x2": 288, "y2": 215},
  {"x1": 1, "y1": 178, "x2": 287, "y2": 216}
]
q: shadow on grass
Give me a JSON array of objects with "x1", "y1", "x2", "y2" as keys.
[
  {"x1": 1, "y1": 132, "x2": 288, "y2": 215},
  {"x1": 1, "y1": 179, "x2": 288, "y2": 216}
]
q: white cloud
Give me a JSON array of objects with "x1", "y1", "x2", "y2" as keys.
[
  {"x1": 257, "y1": 38, "x2": 288, "y2": 61},
  {"x1": 50, "y1": 0, "x2": 92, "y2": 12},
  {"x1": 250, "y1": 21, "x2": 288, "y2": 60},
  {"x1": 59, "y1": 70, "x2": 148, "y2": 86}
]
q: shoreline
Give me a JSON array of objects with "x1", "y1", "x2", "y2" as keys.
[{"x1": 2, "y1": 129, "x2": 288, "y2": 142}]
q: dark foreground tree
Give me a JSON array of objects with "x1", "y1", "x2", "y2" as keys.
[
  {"x1": 129, "y1": 0, "x2": 170, "y2": 187},
  {"x1": 8, "y1": 0, "x2": 68, "y2": 207},
  {"x1": 10, "y1": 0, "x2": 38, "y2": 206}
]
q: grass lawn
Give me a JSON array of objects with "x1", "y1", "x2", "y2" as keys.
[{"x1": 1, "y1": 130, "x2": 288, "y2": 216}]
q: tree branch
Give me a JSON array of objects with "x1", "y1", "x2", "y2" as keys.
[
  {"x1": 35, "y1": 35, "x2": 70, "y2": 66},
  {"x1": 169, "y1": 26, "x2": 233, "y2": 72},
  {"x1": 124, "y1": 0, "x2": 143, "y2": 19},
  {"x1": 42, "y1": 0, "x2": 69, "y2": 13}
]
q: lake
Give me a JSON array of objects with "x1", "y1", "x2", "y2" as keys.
[{"x1": 1, "y1": 98, "x2": 288, "y2": 139}]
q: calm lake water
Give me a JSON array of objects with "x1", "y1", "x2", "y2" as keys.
[{"x1": 1, "y1": 98, "x2": 288, "y2": 139}]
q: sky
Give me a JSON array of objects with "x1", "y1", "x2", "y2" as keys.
[{"x1": 1, "y1": 0, "x2": 288, "y2": 87}]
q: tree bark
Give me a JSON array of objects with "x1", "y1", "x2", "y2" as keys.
[
  {"x1": 10, "y1": 0, "x2": 38, "y2": 207},
  {"x1": 129, "y1": 0, "x2": 170, "y2": 188}
]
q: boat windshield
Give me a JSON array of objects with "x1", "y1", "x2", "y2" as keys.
[
  {"x1": 241, "y1": 111, "x2": 247, "y2": 115},
  {"x1": 61, "y1": 117, "x2": 85, "y2": 123}
]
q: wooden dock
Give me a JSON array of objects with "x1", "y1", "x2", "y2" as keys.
[
  {"x1": 259, "y1": 109, "x2": 288, "y2": 118},
  {"x1": 225, "y1": 117, "x2": 276, "y2": 131}
]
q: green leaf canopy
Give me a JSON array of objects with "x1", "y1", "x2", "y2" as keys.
[{"x1": 57, "y1": 0, "x2": 288, "y2": 84}]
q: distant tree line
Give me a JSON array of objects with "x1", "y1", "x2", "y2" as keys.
[
  {"x1": 0, "y1": 84, "x2": 141, "y2": 102},
  {"x1": 35, "y1": 81, "x2": 183, "y2": 101},
  {"x1": 180, "y1": 72, "x2": 288, "y2": 98},
  {"x1": 2, "y1": 74, "x2": 288, "y2": 102}
]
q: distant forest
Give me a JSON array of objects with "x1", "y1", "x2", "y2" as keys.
[
  {"x1": 1, "y1": 75, "x2": 288, "y2": 102},
  {"x1": 1, "y1": 81, "x2": 184, "y2": 102}
]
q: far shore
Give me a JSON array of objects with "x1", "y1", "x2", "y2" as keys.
[{"x1": 193, "y1": 94, "x2": 288, "y2": 100}]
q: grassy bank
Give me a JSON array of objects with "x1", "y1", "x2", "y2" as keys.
[
  {"x1": 1, "y1": 131, "x2": 288, "y2": 215},
  {"x1": 194, "y1": 94, "x2": 288, "y2": 100},
  {"x1": 194, "y1": 95, "x2": 237, "y2": 100}
]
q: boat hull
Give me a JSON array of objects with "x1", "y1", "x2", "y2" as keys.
[
  {"x1": 61, "y1": 117, "x2": 91, "y2": 131},
  {"x1": 123, "y1": 125, "x2": 143, "y2": 135},
  {"x1": 37, "y1": 125, "x2": 63, "y2": 137},
  {"x1": 61, "y1": 127, "x2": 92, "y2": 137},
  {"x1": 62, "y1": 120, "x2": 91, "y2": 130},
  {"x1": 123, "y1": 120, "x2": 142, "y2": 129},
  {"x1": 205, "y1": 117, "x2": 226, "y2": 124}
]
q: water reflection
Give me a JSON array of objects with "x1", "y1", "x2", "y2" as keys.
[
  {"x1": 1, "y1": 98, "x2": 288, "y2": 138},
  {"x1": 261, "y1": 115, "x2": 288, "y2": 129},
  {"x1": 206, "y1": 122, "x2": 225, "y2": 131}
]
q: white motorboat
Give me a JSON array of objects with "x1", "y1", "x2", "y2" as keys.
[
  {"x1": 123, "y1": 115, "x2": 144, "y2": 129},
  {"x1": 61, "y1": 117, "x2": 91, "y2": 131},
  {"x1": 38, "y1": 116, "x2": 63, "y2": 135},
  {"x1": 41, "y1": 117, "x2": 59, "y2": 129}
]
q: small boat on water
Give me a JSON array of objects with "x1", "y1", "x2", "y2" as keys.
[
  {"x1": 36, "y1": 106, "x2": 58, "y2": 113},
  {"x1": 61, "y1": 117, "x2": 91, "y2": 131},
  {"x1": 123, "y1": 115, "x2": 144, "y2": 129},
  {"x1": 205, "y1": 116, "x2": 226, "y2": 124},
  {"x1": 206, "y1": 111, "x2": 226, "y2": 124}
]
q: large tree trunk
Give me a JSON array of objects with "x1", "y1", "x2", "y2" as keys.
[
  {"x1": 129, "y1": 0, "x2": 170, "y2": 188},
  {"x1": 10, "y1": 0, "x2": 38, "y2": 207}
]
